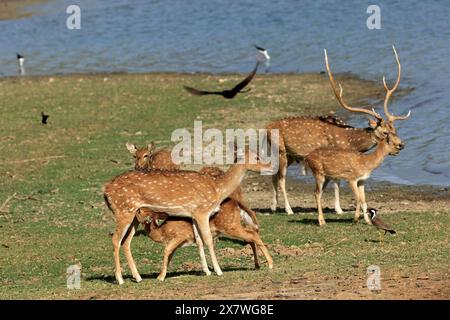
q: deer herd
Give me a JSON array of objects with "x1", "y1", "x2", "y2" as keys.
[{"x1": 103, "y1": 47, "x2": 411, "y2": 284}]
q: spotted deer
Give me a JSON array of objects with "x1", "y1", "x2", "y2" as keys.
[
  {"x1": 266, "y1": 46, "x2": 410, "y2": 215},
  {"x1": 143, "y1": 166, "x2": 273, "y2": 282},
  {"x1": 104, "y1": 147, "x2": 273, "y2": 284},
  {"x1": 305, "y1": 132, "x2": 404, "y2": 226},
  {"x1": 126, "y1": 142, "x2": 180, "y2": 171},
  {"x1": 125, "y1": 145, "x2": 272, "y2": 280}
]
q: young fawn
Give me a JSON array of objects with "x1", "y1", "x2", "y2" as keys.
[
  {"x1": 126, "y1": 142, "x2": 180, "y2": 171},
  {"x1": 104, "y1": 147, "x2": 273, "y2": 284},
  {"x1": 127, "y1": 145, "x2": 272, "y2": 281},
  {"x1": 266, "y1": 46, "x2": 410, "y2": 215},
  {"x1": 305, "y1": 133, "x2": 405, "y2": 226}
]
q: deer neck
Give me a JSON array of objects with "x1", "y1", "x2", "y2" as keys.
[
  {"x1": 214, "y1": 164, "x2": 247, "y2": 202},
  {"x1": 363, "y1": 140, "x2": 390, "y2": 172},
  {"x1": 347, "y1": 128, "x2": 377, "y2": 152}
]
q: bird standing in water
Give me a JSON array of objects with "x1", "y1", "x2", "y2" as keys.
[
  {"x1": 17, "y1": 53, "x2": 25, "y2": 76},
  {"x1": 368, "y1": 208, "x2": 396, "y2": 242}
]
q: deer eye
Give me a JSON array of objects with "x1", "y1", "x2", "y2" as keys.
[{"x1": 143, "y1": 155, "x2": 148, "y2": 158}]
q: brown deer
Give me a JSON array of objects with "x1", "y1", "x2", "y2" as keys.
[
  {"x1": 143, "y1": 167, "x2": 273, "y2": 281},
  {"x1": 126, "y1": 142, "x2": 258, "y2": 226},
  {"x1": 126, "y1": 142, "x2": 180, "y2": 171},
  {"x1": 125, "y1": 146, "x2": 272, "y2": 280},
  {"x1": 266, "y1": 46, "x2": 410, "y2": 215},
  {"x1": 104, "y1": 147, "x2": 273, "y2": 284},
  {"x1": 305, "y1": 132, "x2": 404, "y2": 226}
]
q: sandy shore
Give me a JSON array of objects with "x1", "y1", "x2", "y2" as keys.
[{"x1": 0, "y1": 0, "x2": 48, "y2": 20}]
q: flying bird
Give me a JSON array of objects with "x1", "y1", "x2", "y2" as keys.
[
  {"x1": 255, "y1": 45, "x2": 270, "y2": 63},
  {"x1": 17, "y1": 53, "x2": 25, "y2": 76},
  {"x1": 255, "y1": 45, "x2": 270, "y2": 72},
  {"x1": 368, "y1": 208, "x2": 396, "y2": 242},
  {"x1": 41, "y1": 112, "x2": 49, "y2": 124},
  {"x1": 184, "y1": 62, "x2": 260, "y2": 99}
]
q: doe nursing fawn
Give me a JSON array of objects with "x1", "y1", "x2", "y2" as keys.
[{"x1": 104, "y1": 146, "x2": 273, "y2": 284}]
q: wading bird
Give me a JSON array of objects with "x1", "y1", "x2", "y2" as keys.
[
  {"x1": 368, "y1": 208, "x2": 396, "y2": 242},
  {"x1": 17, "y1": 53, "x2": 25, "y2": 76}
]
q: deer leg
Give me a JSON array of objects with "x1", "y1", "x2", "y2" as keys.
[
  {"x1": 314, "y1": 175, "x2": 326, "y2": 226},
  {"x1": 121, "y1": 217, "x2": 142, "y2": 283},
  {"x1": 225, "y1": 226, "x2": 273, "y2": 269},
  {"x1": 112, "y1": 216, "x2": 134, "y2": 285},
  {"x1": 333, "y1": 180, "x2": 344, "y2": 214},
  {"x1": 194, "y1": 215, "x2": 223, "y2": 276},
  {"x1": 157, "y1": 238, "x2": 185, "y2": 281},
  {"x1": 192, "y1": 223, "x2": 211, "y2": 276},
  {"x1": 358, "y1": 182, "x2": 370, "y2": 224},
  {"x1": 249, "y1": 242, "x2": 260, "y2": 269},
  {"x1": 270, "y1": 173, "x2": 279, "y2": 213},
  {"x1": 279, "y1": 154, "x2": 294, "y2": 215},
  {"x1": 349, "y1": 180, "x2": 361, "y2": 222}
]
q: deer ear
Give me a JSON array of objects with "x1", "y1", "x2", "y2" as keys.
[
  {"x1": 148, "y1": 141, "x2": 156, "y2": 153},
  {"x1": 126, "y1": 143, "x2": 137, "y2": 155},
  {"x1": 368, "y1": 119, "x2": 378, "y2": 129}
]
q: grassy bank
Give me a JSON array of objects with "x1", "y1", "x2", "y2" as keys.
[{"x1": 0, "y1": 72, "x2": 448, "y2": 299}]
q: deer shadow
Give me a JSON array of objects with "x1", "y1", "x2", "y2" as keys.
[
  {"x1": 86, "y1": 266, "x2": 253, "y2": 284},
  {"x1": 288, "y1": 217, "x2": 356, "y2": 225},
  {"x1": 256, "y1": 206, "x2": 353, "y2": 215}
]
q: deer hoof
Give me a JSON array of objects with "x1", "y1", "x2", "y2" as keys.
[
  {"x1": 157, "y1": 275, "x2": 165, "y2": 282},
  {"x1": 335, "y1": 208, "x2": 344, "y2": 215}
]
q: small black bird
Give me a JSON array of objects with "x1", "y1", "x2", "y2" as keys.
[
  {"x1": 368, "y1": 208, "x2": 396, "y2": 242},
  {"x1": 41, "y1": 112, "x2": 49, "y2": 124},
  {"x1": 184, "y1": 62, "x2": 260, "y2": 99}
]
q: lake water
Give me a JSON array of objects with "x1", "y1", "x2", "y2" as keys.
[{"x1": 0, "y1": 0, "x2": 449, "y2": 186}]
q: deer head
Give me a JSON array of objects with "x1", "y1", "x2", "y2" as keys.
[
  {"x1": 126, "y1": 142, "x2": 156, "y2": 171},
  {"x1": 232, "y1": 144, "x2": 274, "y2": 175},
  {"x1": 324, "y1": 46, "x2": 411, "y2": 144}
]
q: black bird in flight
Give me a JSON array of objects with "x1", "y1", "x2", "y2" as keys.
[
  {"x1": 41, "y1": 112, "x2": 49, "y2": 124},
  {"x1": 368, "y1": 208, "x2": 396, "y2": 242},
  {"x1": 184, "y1": 62, "x2": 260, "y2": 99}
]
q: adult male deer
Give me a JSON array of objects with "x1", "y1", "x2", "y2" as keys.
[
  {"x1": 104, "y1": 147, "x2": 272, "y2": 284},
  {"x1": 266, "y1": 46, "x2": 410, "y2": 215},
  {"x1": 143, "y1": 167, "x2": 273, "y2": 282},
  {"x1": 305, "y1": 132, "x2": 404, "y2": 226},
  {"x1": 126, "y1": 142, "x2": 180, "y2": 171}
]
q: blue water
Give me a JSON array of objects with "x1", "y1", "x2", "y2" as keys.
[{"x1": 0, "y1": 0, "x2": 449, "y2": 186}]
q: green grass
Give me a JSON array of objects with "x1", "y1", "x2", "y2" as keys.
[{"x1": 0, "y1": 73, "x2": 447, "y2": 299}]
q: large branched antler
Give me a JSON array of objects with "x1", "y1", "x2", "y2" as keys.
[
  {"x1": 324, "y1": 49, "x2": 383, "y2": 120},
  {"x1": 382, "y1": 46, "x2": 411, "y2": 122}
]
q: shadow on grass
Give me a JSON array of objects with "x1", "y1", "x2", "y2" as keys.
[
  {"x1": 288, "y1": 217, "x2": 355, "y2": 225},
  {"x1": 86, "y1": 266, "x2": 252, "y2": 284},
  {"x1": 256, "y1": 207, "x2": 353, "y2": 214}
]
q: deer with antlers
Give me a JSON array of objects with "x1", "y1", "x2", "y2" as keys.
[
  {"x1": 104, "y1": 147, "x2": 273, "y2": 284},
  {"x1": 266, "y1": 46, "x2": 410, "y2": 217},
  {"x1": 124, "y1": 144, "x2": 272, "y2": 281}
]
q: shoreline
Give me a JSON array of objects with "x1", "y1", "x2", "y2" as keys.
[{"x1": 0, "y1": 0, "x2": 49, "y2": 20}]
